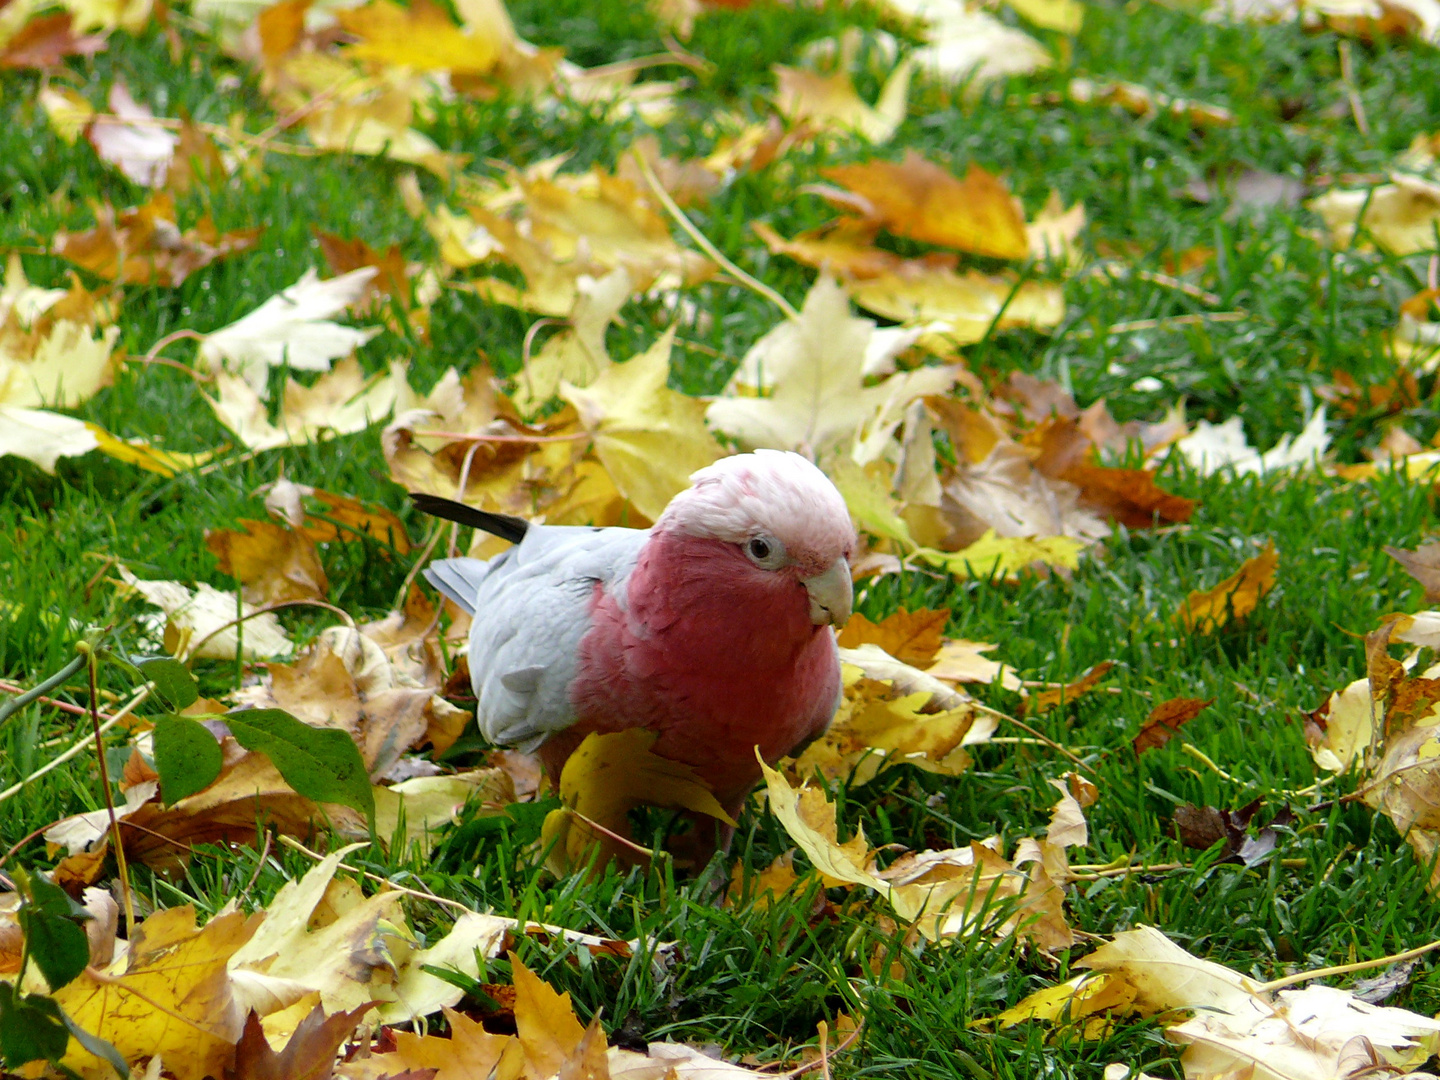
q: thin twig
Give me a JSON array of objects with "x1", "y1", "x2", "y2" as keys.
[
  {"x1": 630, "y1": 148, "x2": 799, "y2": 319},
  {"x1": 564, "y1": 807, "x2": 659, "y2": 863},
  {"x1": 1088, "y1": 261, "x2": 1223, "y2": 306},
  {"x1": 0, "y1": 654, "x2": 88, "y2": 726},
  {"x1": 1337, "y1": 41, "x2": 1371, "y2": 139},
  {"x1": 0, "y1": 685, "x2": 151, "y2": 805},
  {"x1": 969, "y1": 701, "x2": 1096, "y2": 775},
  {"x1": 79, "y1": 643, "x2": 134, "y2": 937},
  {"x1": 1099, "y1": 312, "x2": 1248, "y2": 336},
  {"x1": 1256, "y1": 937, "x2": 1440, "y2": 994},
  {"x1": 768, "y1": 1019, "x2": 863, "y2": 1078}
]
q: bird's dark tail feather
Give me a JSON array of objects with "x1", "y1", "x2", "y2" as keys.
[{"x1": 407, "y1": 492, "x2": 530, "y2": 544}]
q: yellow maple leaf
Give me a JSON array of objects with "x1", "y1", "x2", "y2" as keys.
[
  {"x1": 561, "y1": 328, "x2": 725, "y2": 521},
  {"x1": 54, "y1": 906, "x2": 260, "y2": 1080},
  {"x1": 542, "y1": 729, "x2": 736, "y2": 874}
]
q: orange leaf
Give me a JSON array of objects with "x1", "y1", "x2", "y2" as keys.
[
  {"x1": 837, "y1": 609, "x2": 950, "y2": 668},
  {"x1": 822, "y1": 151, "x2": 1029, "y2": 260},
  {"x1": 1026, "y1": 661, "x2": 1115, "y2": 715},
  {"x1": 1175, "y1": 542, "x2": 1278, "y2": 634}
]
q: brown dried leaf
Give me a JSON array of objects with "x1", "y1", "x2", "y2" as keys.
[
  {"x1": 52, "y1": 192, "x2": 262, "y2": 286},
  {"x1": 1133, "y1": 697, "x2": 1213, "y2": 756},
  {"x1": 0, "y1": 12, "x2": 106, "y2": 68},
  {"x1": 226, "y1": 1004, "x2": 374, "y2": 1080},
  {"x1": 1386, "y1": 541, "x2": 1440, "y2": 604},
  {"x1": 1025, "y1": 661, "x2": 1115, "y2": 715},
  {"x1": 206, "y1": 519, "x2": 329, "y2": 606}
]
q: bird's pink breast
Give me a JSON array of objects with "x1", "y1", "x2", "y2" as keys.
[{"x1": 563, "y1": 530, "x2": 841, "y2": 811}]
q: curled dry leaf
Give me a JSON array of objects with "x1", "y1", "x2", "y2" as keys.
[{"x1": 1025, "y1": 660, "x2": 1115, "y2": 715}]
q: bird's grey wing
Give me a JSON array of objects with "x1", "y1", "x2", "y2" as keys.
[{"x1": 431, "y1": 526, "x2": 647, "y2": 751}]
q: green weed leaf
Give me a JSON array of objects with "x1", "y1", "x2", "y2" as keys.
[
  {"x1": 152, "y1": 716, "x2": 224, "y2": 806},
  {"x1": 18, "y1": 876, "x2": 90, "y2": 992},
  {"x1": 225, "y1": 709, "x2": 375, "y2": 826},
  {"x1": 135, "y1": 657, "x2": 199, "y2": 710}
]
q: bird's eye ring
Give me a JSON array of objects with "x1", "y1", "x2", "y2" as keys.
[{"x1": 748, "y1": 537, "x2": 771, "y2": 560}]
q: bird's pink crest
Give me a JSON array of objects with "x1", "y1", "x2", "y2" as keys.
[{"x1": 657, "y1": 450, "x2": 855, "y2": 571}]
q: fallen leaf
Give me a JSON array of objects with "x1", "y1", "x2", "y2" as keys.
[
  {"x1": 772, "y1": 58, "x2": 912, "y2": 144},
  {"x1": 52, "y1": 192, "x2": 262, "y2": 287},
  {"x1": 206, "y1": 358, "x2": 399, "y2": 451},
  {"x1": 926, "y1": 639, "x2": 1024, "y2": 692},
  {"x1": 541, "y1": 729, "x2": 736, "y2": 874},
  {"x1": 53, "y1": 906, "x2": 261, "y2": 1080},
  {"x1": 561, "y1": 328, "x2": 725, "y2": 521},
  {"x1": 1175, "y1": 407, "x2": 1329, "y2": 476},
  {"x1": 87, "y1": 81, "x2": 179, "y2": 187},
  {"x1": 1026, "y1": 661, "x2": 1115, "y2": 714},
  {"x1": 116, "y1": 565, "x2": 295, "y2": 661},
  {"x1": 227, "y1": 1004, "x2": 374, "y2": 1080},
  {"x1": 837, "y1": 608, "x2": 949, "y2": 667},
  {"x1": 1309, "y1": 174, "x2": 1440, "y2": 254},
  {"x1": 822, "y1": 151, "x2": 1028, "y2": 260},
  {"x1": 1175, "y1": 541, "x2": 1278, "y2": 634},
  {"x1": 1386, "y1": 541, "x2": 1440, "y2": 603},
  {"x1": 706, "y1": 275, "x2": 957, "y2": 457},
  {"x1": 337, "y1": 0, "x2": 501, "y2": 74},
  {"x1": 0, "y1": 11, "x2": 106, "y2": 68},
  {"x1": 198, "y1": 268, "x2": 382, "y2": 396},
  {"x1": 1133, "y1": 697, "x2": 1212, "y2": 755},
  {"x1": 206, "y1": 520, "x2": 330, "y2": 606}
]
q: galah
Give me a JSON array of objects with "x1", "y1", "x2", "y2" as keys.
[{"x1": 412, "y1": 450, "x2": 856, "y2": 828}]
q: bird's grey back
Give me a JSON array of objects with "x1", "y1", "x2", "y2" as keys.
[{"x1": 424, "y1": 524, "x2": 648, "y2": 750}]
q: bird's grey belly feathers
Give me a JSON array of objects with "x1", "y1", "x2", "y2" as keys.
[{"x1": 424, "y1": 525, "x2": 647, "y2": 752}]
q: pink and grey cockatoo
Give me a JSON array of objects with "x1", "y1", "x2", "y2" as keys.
[{"x1": 411, "y1": 450, "x2": 856, "y2": 827}]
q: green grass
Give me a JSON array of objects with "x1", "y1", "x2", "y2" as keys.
[{"x1": 5, "y1": 0, "x2": 1440, "y2": 1074}]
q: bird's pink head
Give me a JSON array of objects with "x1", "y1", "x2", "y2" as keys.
[{"x1": 656, "y1": 450, "x2": 857, "y2": 626}]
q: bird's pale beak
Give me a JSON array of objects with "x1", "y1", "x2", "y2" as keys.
[{"x1": 803, "y1": 558, "x2": 853, "y2": 627}]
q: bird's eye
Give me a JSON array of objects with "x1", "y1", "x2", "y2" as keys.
[{"x1": 748, "y1": 537, "x2": 771, "y2": 560}]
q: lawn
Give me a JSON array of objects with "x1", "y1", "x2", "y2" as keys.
[{"x1": 4, "y1": 0, "x2": 1440, "y2": 1073}]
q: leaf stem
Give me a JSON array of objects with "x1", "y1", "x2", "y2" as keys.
[
  {"x1": 0, "y1": 654, "x2": 87, "y2": 727},
  {"x1": 629, "y1": 148, "x2": 799, "y2": 320},
  {"x1": 1256, "y1": 936, "x2": 1440, "y2": 994},
  {"x1": 78, "y1": 643, "x2": 135, "y2": 937}
]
